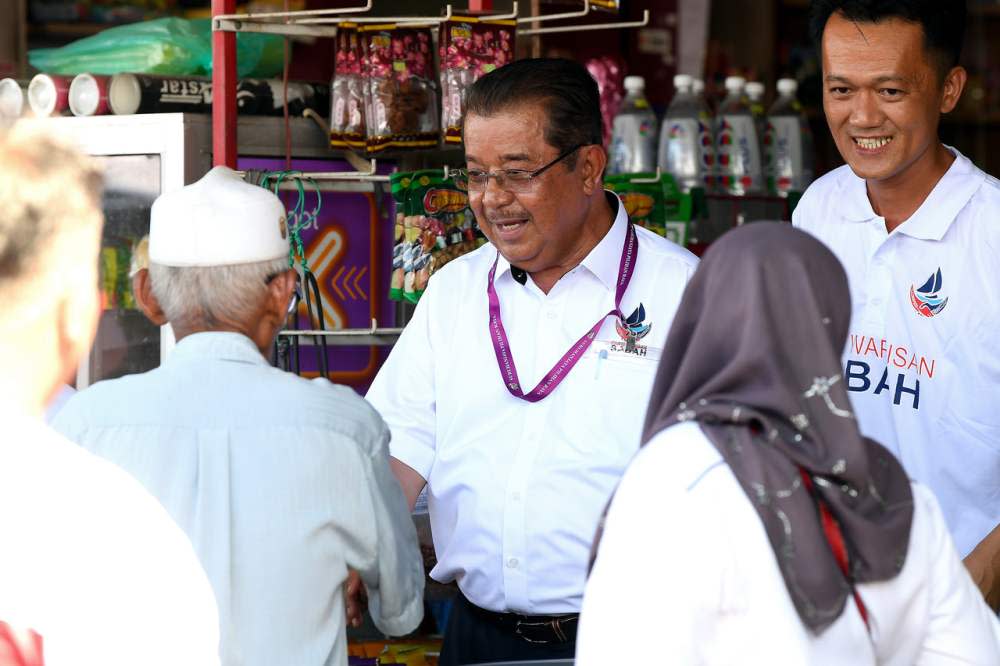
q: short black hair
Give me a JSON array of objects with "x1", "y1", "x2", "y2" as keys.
[
  {"x1": 464, "y1": 58, "x2": 603, "y2": 169},
  {"x1": 809, "y1": 0, "x2": 966, "y2": 77}
]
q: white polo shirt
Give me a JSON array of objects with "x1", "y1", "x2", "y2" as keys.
[
  {"x1": 793, "y1": 147, "x2": 1000, "y2": 556},
  {"x1": 367, "y1": 194, "x2": 698, "y2": 614}
]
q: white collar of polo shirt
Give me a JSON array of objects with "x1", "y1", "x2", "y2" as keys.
[
  {"x1": 492, "y1": 190, "x2": 629, "y2": 290},
  {"x1": 836, "y1": 146, "x2": 985, "y2": 241}
]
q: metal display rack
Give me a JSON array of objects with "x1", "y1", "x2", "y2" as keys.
[{"x1": 208, "y1": 0, "x2": 650, "y2": 345}]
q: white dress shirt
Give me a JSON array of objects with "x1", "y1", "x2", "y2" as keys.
[
  {"x1": 0, "y1": 411, "x2": 220, "y2": 666},
  {"x1": 577, "y1": 422, "x2": 1000, "y2": 666},
  {"x1": 793, "y1": 148, "x2": 1000, "y2": 556},
  {"x1": 53, "y1": 332, "x2": 424, "y2": 666},
  {"x1": 367, "y1": 194, "x2": 698, "y2": 614}
]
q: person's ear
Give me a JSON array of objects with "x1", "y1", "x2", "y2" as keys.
[
  {"x1": 940, "y1": 65, "x2": 967, "y2": 114},
  {"x1": 580, "y1": 144, "x2": 608, "y2": 196},
  {"x1": 267, "y1": 268, "x2": 298, "y2": 321},
  {"x1": 133, "y1": 268, "x2": 168, "y2": 326},
  {"x1": 55, "y1": 285, "x2": 99, "y2": 386}
]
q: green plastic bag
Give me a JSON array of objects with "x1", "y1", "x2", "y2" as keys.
[{"x1": 29, "y1": 18, "x2": 283, "y2": 77}]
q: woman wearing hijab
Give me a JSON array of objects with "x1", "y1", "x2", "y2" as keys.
[{"x1": 576, "y1": 224, "x2": 1000, "y2": 664}]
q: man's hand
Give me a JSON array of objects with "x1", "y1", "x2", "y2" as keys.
[
  {"x1": 963, "y1": 524, "x2": 1000, "y2": 612},
  {"x1": 345, "y1": 569, "x2": 368, "y2": 628}
]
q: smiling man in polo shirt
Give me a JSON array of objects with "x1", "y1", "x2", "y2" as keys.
[{"x1": 794, "y1": 0, "x2": 1000, "y2": 608}]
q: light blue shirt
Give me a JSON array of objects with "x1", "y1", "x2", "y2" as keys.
[{"x1": 54, "y1": 332, "x2": 424, "y2": 666}]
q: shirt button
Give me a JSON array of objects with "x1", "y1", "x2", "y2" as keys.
[
  {"x1": 511, "y1": 492, "x2": 521, "y2": 502},
  {"x1": 507, "y1": 558, "x2": 519, "y2": 569},
  {"x1": 546, "y1": 311, "x2": 558, "y2": 320}
]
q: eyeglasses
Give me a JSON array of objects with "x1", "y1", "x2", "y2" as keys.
[{"x1": 453, "y1": 144, "x2": 586, "y2": 193}]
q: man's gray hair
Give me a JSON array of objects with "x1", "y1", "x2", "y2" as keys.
[
  {"x1": 149, "y1": 257, "x2": 289, "y2": 329},
  {"x1": 0, "y1": 123, "x2": 102, "y2": 296}
]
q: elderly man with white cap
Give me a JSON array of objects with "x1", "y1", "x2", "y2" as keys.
[{"x1": 53, "y1": 166, "x2": 425, "y2": 666}]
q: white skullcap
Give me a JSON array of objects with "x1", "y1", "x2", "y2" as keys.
[{"x1": 149, "y1": 166, "x2": 289, "y2": 267}]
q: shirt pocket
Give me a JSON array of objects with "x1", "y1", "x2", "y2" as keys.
[{"x1": 575, "y1": 348, "x2": 659, "y2": 456}]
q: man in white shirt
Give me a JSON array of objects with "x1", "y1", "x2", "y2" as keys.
[
  {"x1": 53, "y1": 167, "x2": 425, "y2": 666},
  {"x1": 793, "y1": 0, "x2": 1000, "y2": 608},
  {"x1": 367, "y1": 58, "x2": 699, "y2": 664},
  {"x1": 0, "y1": 123, "x2": 221, "y2": 665}
]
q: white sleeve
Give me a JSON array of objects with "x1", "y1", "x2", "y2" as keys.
[
  {"x1": 365, "y1": 284, "x2": 438, "y2": 479},
  {"x1": 354, "y1": 421, "x2": 426, "y2": 636},
  {"x1": 915, "y1": 486, "x2": 1000, "y2": 663},
  {"x1": 575, "y1": 448, "x2": 723, "y2": 665}
]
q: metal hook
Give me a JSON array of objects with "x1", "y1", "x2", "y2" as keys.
[
  {"x1": 517, "y1": 0, "x2": 591, "y2": 24},
  {"x1": 520, "y1": 9, "x2": 649, "y2": 35},
  {"x1": 630, "y1": 166, "x2": 662, "y2": 183}
]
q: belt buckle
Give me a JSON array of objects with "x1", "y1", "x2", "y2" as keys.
[{"x1": 513, "y1": 618, "x2": 551, "y2": 645}]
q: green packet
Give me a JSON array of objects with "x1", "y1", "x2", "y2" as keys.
[
  {"x1": 606, "y1": 172, "x2": 693, "y2": 247},
  {"x1": 388, "y1": 171, "x2": 413, "y2": 302}
]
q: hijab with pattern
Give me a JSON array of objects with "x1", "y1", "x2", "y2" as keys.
[{"x1": 641, "y1": 223, "x2": 913, "y2": 633}]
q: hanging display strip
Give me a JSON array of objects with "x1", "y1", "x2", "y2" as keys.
[{"x1": 605, "y1": 169, "x2": 697, "y2": 248}]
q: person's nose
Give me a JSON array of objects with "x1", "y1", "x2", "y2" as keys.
[
  {"x1": 849, "y1": 89, "x2": 886, "y2": 130},
  {"x1": 482, "y1": 173, "x2": 515, "y2": 210}
]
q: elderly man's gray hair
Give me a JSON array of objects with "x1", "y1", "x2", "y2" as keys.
[{"x1": 150, "y1": 258, "x2": 290, "y2": 330}]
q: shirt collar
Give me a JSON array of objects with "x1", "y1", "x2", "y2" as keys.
[
  {"x1": 837, "y1": 146, "x2": 984, "y2": 241},
  {"x1": 167, "y1": 331, "x2": 268, "y2": 366},
  {"x1": 494, "y1": 190, "x2": 628, "y2": 292}
]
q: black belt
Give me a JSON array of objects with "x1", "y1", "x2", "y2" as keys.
[{"x1": 462, "y1": 596, "x2": 579, "y2": 645}]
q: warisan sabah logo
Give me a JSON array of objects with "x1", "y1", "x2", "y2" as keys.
[
  {"x1": 909, "y1": 268, "x2": 949, "y2": 318},
  {"x1": 615, "y1": 304, "x2": 652, "y2": 354}
]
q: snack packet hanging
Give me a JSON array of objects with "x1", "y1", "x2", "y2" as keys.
[
  {"x1": 401, "y1": 170, "x2": 446, "y2": 303},
  {"x1": 388, "y1": 170, "x2": 412, "y2": 301},
  {"x1": 440, "y1": 17, "x2": 516, "y2": 144},
  {"x1": 361, "y1": 25, "x2": 440, "y2": 153},
  {"x1": 660, "y1": 172, "x2": 693, "y2": 246},
  {"x1": 329, "y1": 24, "x2": 366, "y2": 149},
  {"x1": 605, "y1": 173, "x2": 666, "y2": 237},
  {"x1": 420, "y1": 174, "x2": 473, "y2": 278}
]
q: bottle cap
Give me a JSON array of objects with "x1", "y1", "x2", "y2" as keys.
[
  {"x1": 724, "y1": 76, "x2": 746, "y2": 92},
  {"x1": 624, "y1": 75, "x2": 646, "y2": 92},
  {"x1": 673, "y1": 74, "x2": 693, "y2": 91},
  {"x1": 744, "y1": 82, "x2": 765, "y2": 100},
  {"x1": 777, "y1": 78, "x2": 798, "y2": 96}
]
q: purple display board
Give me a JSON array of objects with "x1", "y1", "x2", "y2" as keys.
[{"x1": 238, "y1": 157, "x2": 396, "y2": 395}]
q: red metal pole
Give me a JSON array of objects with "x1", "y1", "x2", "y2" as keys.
[{"x1": 212, "y1": 0, "x2": 237, "y2": 168}]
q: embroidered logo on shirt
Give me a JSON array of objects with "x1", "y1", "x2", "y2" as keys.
[
  {"x1": 615, "y1": 304, "x2": 652, "y2": 354},
  {"x1": 909, "y1": 268, "x2": 949, "y2": 318}
]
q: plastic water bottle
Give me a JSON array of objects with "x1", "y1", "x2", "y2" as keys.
[
  {"x1": 745, "y1": 81, "x2": 767, "y2": 147},
  {"x1": 764, "y1": 78, "x2": 815, "y2": 197},
  {"x1": 609, "y1": 76, "x2": 657, "y2": 175},
  {"x1": 715, "y1": 76, "x2": 763, "y2": 195},
  {"x1": 658, "y1": 74, "x2": 715, "y2": 192}
]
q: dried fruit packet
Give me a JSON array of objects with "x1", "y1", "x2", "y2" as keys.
[
  {"x1": 361, "y1": 25, "x2": 440, "y2": 153},
  {"x1": 330, "y1": 24, "x2": 366, "y2": 150},
  {"x1": 440, "y1": 17, "x2": 516, "y2": 144}
]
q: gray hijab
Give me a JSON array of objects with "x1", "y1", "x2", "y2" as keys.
[{"x1": 641, "y1": 223, "x2": 913, "y2": 633}]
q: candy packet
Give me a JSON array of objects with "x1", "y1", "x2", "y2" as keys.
[
  {"x1": 605, "y1": 173, "x2": 666, "y2": 237},
  {"x1": 361, "y1": 25, "x2": 440, "y2": 153},
  {"x1": 329, "y1": 24, "x2": 366, "y2": 149},
  {"x1": 388, "y1": 171, "x2": 412, "y2": 301},
  {"x1": 606, "y1": 172, "x2": 692, "y2": 246},
  {"x1": 440, "y1": 17, "x2": 516, "y2": 144}
]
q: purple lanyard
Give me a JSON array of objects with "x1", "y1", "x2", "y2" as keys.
[{"x1": 487, "y1": 223, "x2": 638, "y2": 402}]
